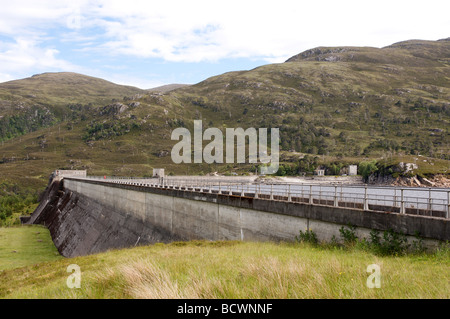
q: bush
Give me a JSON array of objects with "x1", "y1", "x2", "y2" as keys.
[
  {"x1": 339, "y1": 224, "x2": 358, "y2": 246},
  {"x1": 435, "y1": 241, "x2": 450, "y2": 259},
  {"x1": 339, "y1": 226, "x2": 421, "y2": 256},
  {"x1": 411, "y1": 231, "x2": 425, "y2": 254},
  {"x1": 295, "y1": 220, "x2": 431, "y2": 256},
  {"x1": 365, "y1": 229, "x2": 409, "y2": 256},
  {"x1": 358, "y1": 160, "x2": 378, "y2": 181},
  {"x1": 295, "y1": 229, "x2": 318, "y2": 245}
]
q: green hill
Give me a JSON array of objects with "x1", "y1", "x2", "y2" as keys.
[
  {"x1": 0, "y1": 72, "x2": 145, "y2": 140},
  {"x1": 0, "y1": 72, "x2": 144, "y2": 111},
  {"x1": 0, "y1": 38, "x2": 449, "y2": 193},
  {"x1": 172, "y1": 38, "x2": 449, "y2": 158}
]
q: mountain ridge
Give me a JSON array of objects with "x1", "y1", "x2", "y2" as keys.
[{"x1": 285, "y1": 37, "x2": 450, "y2": 66}]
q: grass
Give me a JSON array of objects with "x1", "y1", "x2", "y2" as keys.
[
  {"x1": 0, "y1": 239, "x2": 448, "y2": 299},
  {"x1": 0, "y1": 225, "x2": 62, "y2": 271}
]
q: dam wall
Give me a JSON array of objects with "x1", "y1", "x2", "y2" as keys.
[{"x1": 28, "y1": 177, "x2": 449, "y2": 257}]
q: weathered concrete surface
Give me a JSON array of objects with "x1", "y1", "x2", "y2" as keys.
[
  {"x1": 27, "y1": 180, "x2": 182, "y2": 257},
  {"x1": 28, "y1": 177, "x2": 449, "y2": 257}
]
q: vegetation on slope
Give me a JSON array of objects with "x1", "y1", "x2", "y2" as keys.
[
  {"x1": 0, "y1": 38, "x2": 448, "y2": 194},
  {"x1": 172, "y1": 38, "x2": 449, "y2": 159},
  {"x1": 0, "y1": 72, "x2": 145, "y2": 141},
  {"x1": 0, "y1": 181, "x2": 39, "y2": 226}
]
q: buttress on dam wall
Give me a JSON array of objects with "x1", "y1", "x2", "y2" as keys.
[{"x1": 27, "y1": 177, "x2": 449, "y2": 257}]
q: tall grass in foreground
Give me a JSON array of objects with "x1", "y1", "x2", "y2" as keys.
[{"x1": 1, "y1": 240, "x2": 448, "y2": 299}]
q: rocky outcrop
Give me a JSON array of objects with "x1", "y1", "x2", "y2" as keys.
[
  {"x1": 368, "y1": 174, "x2": 450, "y2": 188},
  {"x1": 99, "y1": 102, "x2": 128, "y2": 116}
]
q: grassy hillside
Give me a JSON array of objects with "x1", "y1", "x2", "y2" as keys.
[
  {"x1": 0, "y1": 72, "x2": 144, "y2": 112},
  {"x1": 0, "y1": 72, "x2": 145, "y2": 141},
  {"x1": 172, "y1": 38, "x2": 449, "y2": 159},
  {"x1": 0, "y1": 239, "x2": 448, "y2": 299},
  {"x1": 0, "y1": 38, "x2": 449, "y2": 196}
]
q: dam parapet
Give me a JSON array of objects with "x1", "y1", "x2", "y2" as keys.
[{"x1": 27, "y1": 175, "x2": 449, "y2": 257}]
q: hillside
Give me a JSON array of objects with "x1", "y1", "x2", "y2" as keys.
[
  {"x1": 0, "y1": 72, "x2": 144, "y2": 111},
  {"x1": 171, "y1": 38, "x2": 449, "y2": 159},
  {"x1": 0, "y1": 38, "x2": 449, "y2": 193},
  {"x1": 0, "y1": 72, "x2": 145, "y2": 140},
  {"x1": 286, "y1": 38, "x2": 450, "y2": 65}
]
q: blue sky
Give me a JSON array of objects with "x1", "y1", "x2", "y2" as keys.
[{"x1": 0, "y1": 0, "x2": 449, "y2": 89}]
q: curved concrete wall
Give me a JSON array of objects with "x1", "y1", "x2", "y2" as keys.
[
  {"x1": 65, "y1": 178, "x2": 448, "y2": 251},
  {"x1": 63, "y1": 178, "x2": 311, "y2": 243},
  {"x1": 29, "y1": 177, "x2": 449, "y2": 257}
]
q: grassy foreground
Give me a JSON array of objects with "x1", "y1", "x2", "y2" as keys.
[
  {"x1": 0, "y1": 227, "x2": 449, "y2": 299},
  {"x1": 0, "y1": 225, "x2": 62, "y2": 271}
]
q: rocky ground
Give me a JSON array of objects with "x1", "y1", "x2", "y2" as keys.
[
  {"x1": 368, "y1": 174, "x2": 450, "y2": 188},
  {"x1": 271, "y1": 175, "x2": 449, "y2": 188}
]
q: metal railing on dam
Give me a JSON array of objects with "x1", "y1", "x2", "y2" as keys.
[
  {"x1": 42, "y1": 175, "x2": 448, "y2": 256},
  {"x1": 73, "y1": 176, "x2": 450, "y2": 219}
]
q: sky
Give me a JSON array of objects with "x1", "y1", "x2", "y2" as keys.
[{"x1": 0, "y1": 0, "x2": 449, "y2": 89}]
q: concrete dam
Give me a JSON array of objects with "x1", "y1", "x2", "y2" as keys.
[{"x1": 27, "y1": 176, "x2": 449, "y2": 258}]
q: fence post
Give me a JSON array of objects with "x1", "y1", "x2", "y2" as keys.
[
  {"x1": 241, "y1": 183, "x2": 244, "y2": 196},
  {"x1": 255, "y1": 183, "x2": 258, "y2": 199},
  {"x1": 219, "y1": 182, "x2": 222, "y2": 194},
  {"x1": 400, "y1": 188, "x2": 405, "y2": 214},
  {"x1": 288, "y1": 184, "x2": 292, "y2": 202},
  {"x1": 309, "y1": 185, "x2": 313, "y2": 204},
  {"x1": 270, "y1": 184, "x2": 274, "y2": 200},
  {"x1": 447, "y1": 191, "x2": 449, "y2": 219},
  {"x1": 363, "y1": 185, "x2": 369, "y2": 210},
  {"x1": 393, "y1": 188, "x2": 397, "y2": 207},
  {"x1": 334, "y1": 185, "x2": 338, "y2": 207},
  {"x1": 427, "y1": 187, "x2": 432, "y2": 212}
]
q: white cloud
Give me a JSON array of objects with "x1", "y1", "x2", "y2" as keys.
[
  {"x1": 83, "y1": 0, "x2": 450, "y2": 62},
  {"x1": 0, "y1": 0, "x2": 448, "y2": 84},
  {"x1": 0, "y1": 73, "x2": 14, "y2": 84},
  {"x1": 0, "y1": 38, "x2": 80, "y2": 78}
]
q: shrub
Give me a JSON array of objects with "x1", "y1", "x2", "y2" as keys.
[
  {"x1": 411, "y1": 231, "x2": 425, "y2": 254},
  {"x1": 295, "y1": 229, "x2": 318, "y2": 245},
  {"x1": 339, "y1": 224, "x2": 358, "y2": 246},
  {"x1": 367, "y1": 229, "x2": 409, "y2": 256},
  {"x1": 358, "y1": 160, "x2": 378, "y2": 181},
  {"x1": 297, "y1": 223, "x2": 429, "y2": 256}
]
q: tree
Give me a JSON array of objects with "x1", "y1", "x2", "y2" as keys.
[{"x1": 358, "y1": 160, "x2": 378, "y2": 181}]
